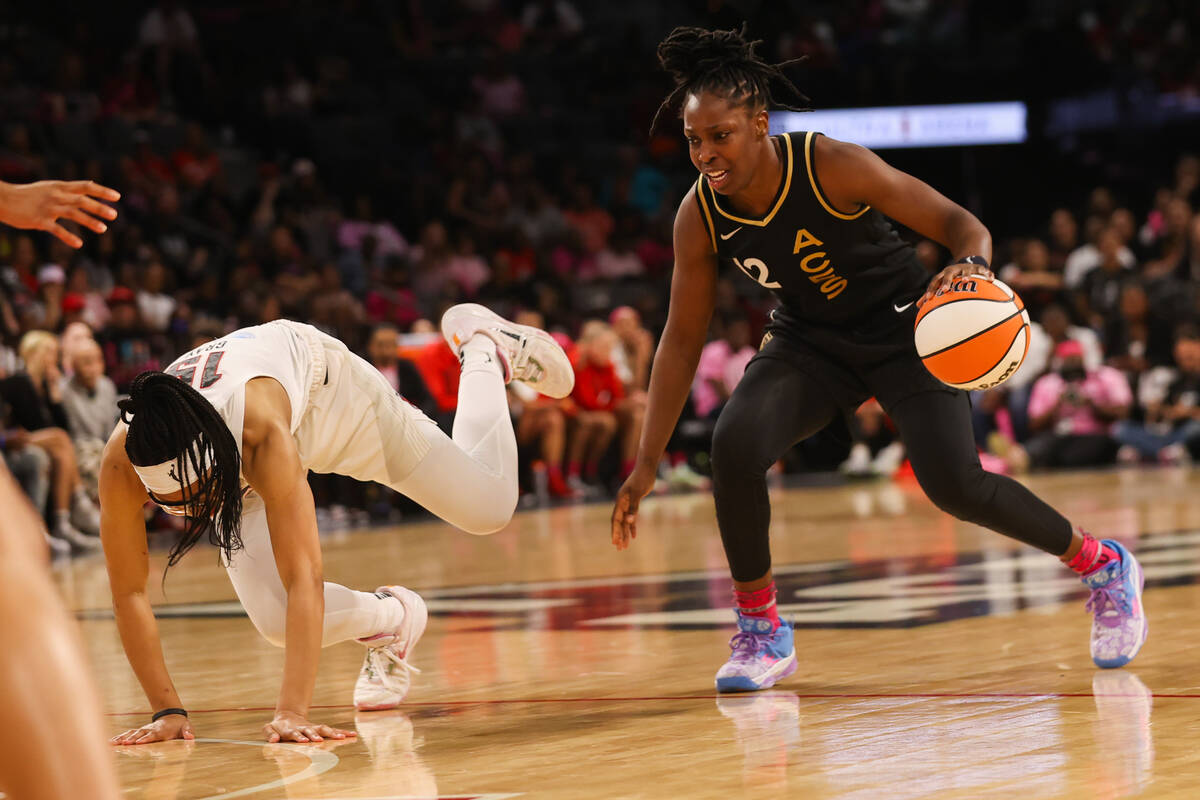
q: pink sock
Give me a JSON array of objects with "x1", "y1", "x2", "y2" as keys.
[
  {"x1": 1065, "y1": 531, "x2": 1120, "y2": 575},
  {"x1": 734, "y1": 583, "x2": 781, "y2": 632}
]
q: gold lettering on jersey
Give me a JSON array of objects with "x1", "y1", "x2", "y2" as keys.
[
  {"x1": 795, "y1": 237, "x2": 847, "y2": 299},
  {"x1": 793, "y1": 228, "x2": 823, "y2": 253}
]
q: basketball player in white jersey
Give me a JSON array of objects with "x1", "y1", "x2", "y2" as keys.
[{"x1": 102, "y1": 304, "x2": 573, "y2": 745}]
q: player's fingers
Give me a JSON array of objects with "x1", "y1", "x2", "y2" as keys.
[
  {"x1": 300, "y1": 726, "x2": 323, "y2": 742},
  {"x1": 69, "y1": 180, "x2": 122, "y2": 203},
  {"x1": 73, "y1": 194, "x2": 119, "y2": 220},
  {"x1": 46, "y1": 222, "x2": 83, "y2": 249},
  {"x1": 63, "y1": 207, "x2": 108, "y2": 234}
]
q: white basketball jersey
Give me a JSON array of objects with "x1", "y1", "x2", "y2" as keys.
[{"x1": 163, "y1": 320, "x2": 321, "y2": 464}]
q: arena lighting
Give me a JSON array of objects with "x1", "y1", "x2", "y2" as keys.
[{"x1": 770, "y1": 101, "x2": 1027, "y2": 149}]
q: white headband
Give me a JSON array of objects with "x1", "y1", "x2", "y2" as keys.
[{"x1": 132, "y1": 437, "x2": 213, "y2": 496}]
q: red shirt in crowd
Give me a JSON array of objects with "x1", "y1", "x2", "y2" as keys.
[
  {"x1": 414, "y1": 340, "x2": 461, "y2": 413},
  {"x1": 571, "y1": 358, "x2": 624, "y2": 412}
]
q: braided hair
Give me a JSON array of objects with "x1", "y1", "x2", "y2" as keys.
[
  {"x1": 650, "y1": 25, "x2": 811, "y2": 135},
  {"x1": 118, "y1": 371, "x2": 244, "y2": 568}
]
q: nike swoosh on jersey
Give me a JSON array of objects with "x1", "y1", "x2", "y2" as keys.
[
  {"x1": 893, "y1": 301, "x2": 915, "y2": 312},
  {"x1": 719, "y1": 226, "x2": 744, "y2": 241}
]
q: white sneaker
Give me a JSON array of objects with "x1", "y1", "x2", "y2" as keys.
[
  {"x1": 870, "y1": 442, "x2": 906, "y2": 476},
  {"x1": 44, "y1": 529, "x2": 72, "y2": 557},
  {"x1": 668, "y1": 462, "x2": 711, "y2": 491},
  {"x1": 71, "y1": 491, "x2": 101, "y2": 535},
  {"x1": 839, "y1": 443, "x2": 872, "y2": 476},
  {"x1": 354, "y1": 586, "x2": 429, "y2": 711},
  {"x1": 441, "y1": 303, "x2": 575, "y2": 398},
  {"x1": 55, "y1": 518, "x2": 100, "y2": 550}
]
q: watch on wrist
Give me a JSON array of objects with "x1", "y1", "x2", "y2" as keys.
[{"x1": 952, "y1": 255, "x2": 990, "y2": 270}]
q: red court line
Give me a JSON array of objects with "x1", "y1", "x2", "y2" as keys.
[{"x1": 106, "y1": 691, "x2": 1200, "y2": 716}]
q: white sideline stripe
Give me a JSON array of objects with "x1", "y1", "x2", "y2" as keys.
[{"x1": 193, "y1": 738, "x2": 340, "y2": 800}]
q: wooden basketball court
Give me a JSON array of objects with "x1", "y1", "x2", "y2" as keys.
[{"x1": 58, "y1": 467, "x2": 1200, "y2": 799}]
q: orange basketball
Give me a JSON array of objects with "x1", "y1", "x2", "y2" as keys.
[{"x1": 914, "y1": 277, "x2": 1030, "y2": 391}]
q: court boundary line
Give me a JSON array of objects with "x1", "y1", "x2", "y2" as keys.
[{"x1": 107, "y1": 690, "x2": 1200, "y2": 716}]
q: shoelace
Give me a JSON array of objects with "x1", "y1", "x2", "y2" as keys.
[
  {"x1": 365, "y1": 644, "x2": 421, "y2": 692},
  {"x1": 1086, "y1": 585, "x2": 1130, "y2": 629},
  {"x1": 510, "y1": 335, "x2": 545, "y2": 382},
  {"x1": 728, "y1": 631, "x2": 771, "y2": 662}
]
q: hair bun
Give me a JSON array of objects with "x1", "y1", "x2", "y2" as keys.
[
  {"x1": 117, "y1": 396, "x2": 138, "y2": 423},
  {"x1": 657, "y1": 25, "x2": 759, "y2": 85}
]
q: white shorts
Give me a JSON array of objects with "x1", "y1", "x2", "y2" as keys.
[{"x1": 290, "y1": 325, "x2": 435, "y2": 489}]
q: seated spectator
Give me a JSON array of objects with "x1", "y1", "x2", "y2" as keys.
[
  {"x1": 59, "y1": 321, "x2": 95, "y2": 377},
  {"x1": 1026, "y1": 340, "x2": 1132, "y2": 469},
  {"x1": 609, "y1": 305, "x2": 654, "y2": 392},
  {"x1": 366, "y1": 324, "x2": 436, "y2": 417},
  {"x1": 563, "y1": 182, "x2": 613, "y2": 255},
  {"x1": 1065, "y1": 221, "x2": 1136, "y2": 290},
  {"x1": 444, "y1": 232, "x2": 491, "y2": 297},
  {"x1": 60, "y1": 338, "x2": 119, "y2": 490},
  {"x1": 365, "y1": 256, "x2": 423, "y2": 331},
  {"x1": 567, "y1": 320, "x2": 622, "y2": 493},
  {"x1": 509, "y1": 310, "x2": 576, "y2": 499},
  {"x1": 1103, "y1": 281, "x2": 1174, "y2": 380},
  {"x1": 691, "y1": 312, "x2": 756, "y2": 421},
  {"x1": 136, "y1": 260, "x2": 176, "y2": 332},
  {"x1": 1075, "y1": 227, "x2": 1135, "y2": 326},
  {"x1": 998, "y1": 239, "x2": 1063, "y2": 320},
  {"x1": 35, "y1": 263, "x2": 66, "y2": 331},
  {"x1": 1046, "y1": 208, "x2": 1079, "y2": 275},
  {"x1": 1114, "y1": 322, "x2": 1200, "y2": 464},
  {"x1": 973, "y1": 304, "x2": 1102, "y2": 445},
  {"x1": 0, "y1": 331, "x2": 99, "y2": 548},
  {"x1": 97, "y1": 286, "x2": 161, "y2": 392}
]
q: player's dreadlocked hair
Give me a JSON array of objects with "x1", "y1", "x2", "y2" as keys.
[
  {"x1": 118, "y1": 371, "x2": 244, "y2": 569},
  {"x1": 650, "y1": 24, "x2": 811, "y2": 135}
]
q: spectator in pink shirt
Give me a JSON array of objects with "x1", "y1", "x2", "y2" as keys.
[
  {"x1": 1026, "y1": 340, "x2": 1132, "y2": 469},
  {"x1": 692, "y1": 314, "x2": 756, "y2": 420}
]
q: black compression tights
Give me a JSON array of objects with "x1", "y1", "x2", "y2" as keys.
[{"x1": 711, "y1": 357, "x2": 1074, "y2": 582}]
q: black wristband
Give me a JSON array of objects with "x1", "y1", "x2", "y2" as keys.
[
  {"x1": 951, "y1": 255, "x2": 990, "y2": 269},
  {"x1": 152, "y1": 707, "x2": 188, "y2": 722}
]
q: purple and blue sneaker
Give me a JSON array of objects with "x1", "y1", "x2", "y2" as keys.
[
  {"x1": 715, "y1": 611, "x2": 798, "y2": 693},
  {"x1": 1084, "y1": 539, "x2": 1147, "y2": 669}
]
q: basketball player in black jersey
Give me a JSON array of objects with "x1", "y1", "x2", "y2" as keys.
[{"x1": 610, "y1": 26, "x2": 1147, "y2": 691}]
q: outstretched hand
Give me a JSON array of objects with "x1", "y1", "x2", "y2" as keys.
[
  {"x1": 0, "y1": 180, "x2": 120, "y2": 248},
  {"x1": 263, "y1": 710, "x2": 356, "y2": 744},
  {"x1": 917, "y1": 261, "x2": 994, "y2": 308},
  {"x1": 111, "y1": 714, "x2": 195, "y2": 746},
  {"x1": 611, "y1": 465, "x2": 656, "y2": 551}
]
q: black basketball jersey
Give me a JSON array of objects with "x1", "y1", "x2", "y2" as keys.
[{"x1": 694, "y1": 131, "x2": 930, "y2": 330}]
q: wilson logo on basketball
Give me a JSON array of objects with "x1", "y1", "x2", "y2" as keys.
[
  {"x1": 936, "y1": 278, "x2": 978, "y2": 295},
  {"x1": 973, "y1": 359, "x2": 1021, "y2": 390}
]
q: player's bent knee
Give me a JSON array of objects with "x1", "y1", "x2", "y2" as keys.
[
  {"x1": 711, "y1": 412, "x2": 766, "y2": 478},
  {"x1": 919, "y1": 466, "x2": 989, "y2": 521},
  {"x1": 457, "y1": 489, "x2": 518, "y2": 535}
]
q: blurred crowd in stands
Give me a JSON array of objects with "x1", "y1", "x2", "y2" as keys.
[{"x1": 0, "y1": 1, "x2": 1198, "y2": 552}]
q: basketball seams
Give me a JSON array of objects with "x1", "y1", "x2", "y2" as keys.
[
  {"x1": 914, "y1": 295, "x2": 1015, "y2": 326},
  {"x1": 953, "y1": 327, "x2": 1027, "y2": 387},
  {"x1": 917, "y1": 308, "x2": 1025, "y2": 359}
]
